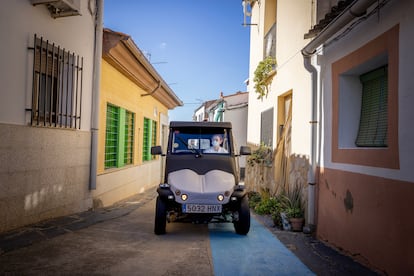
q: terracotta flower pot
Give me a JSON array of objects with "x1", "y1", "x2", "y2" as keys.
[{"x1": 289, "y1": 217, "x2": 304, "y2": 232}]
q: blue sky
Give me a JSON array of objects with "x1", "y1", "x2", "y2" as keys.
[{"x1": 103, "y1": 0, "x2": 250, "y2": 121}]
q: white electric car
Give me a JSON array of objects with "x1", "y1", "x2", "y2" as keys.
[{"x1": 151, "y1": 121, "x2": 251, "y2": 235}]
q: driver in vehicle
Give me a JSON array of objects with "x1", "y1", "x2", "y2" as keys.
[{"x1": 204, "y1": 134, "x2": 228, "y2": 153}]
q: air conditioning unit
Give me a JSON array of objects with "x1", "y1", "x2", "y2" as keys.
[{"x1": 31, "y1": 0, "x2": 81, "y2": 18}]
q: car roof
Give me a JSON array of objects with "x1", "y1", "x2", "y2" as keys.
[{"x1": 170, "y1": 121, "x2": 232, "y2": 129}]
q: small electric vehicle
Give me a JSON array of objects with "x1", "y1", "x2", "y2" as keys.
[{"x1": 151, "y1": 121, "x2": 251, "y2": 235}]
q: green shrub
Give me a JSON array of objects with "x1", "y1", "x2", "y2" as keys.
[
  {"x1": 254, "y1": 197, "x2": 280, "y2": 215},
  {"x1": 249, "y1": 191, "x2": 299, "y2": 228},
  {"x1": 250, "y1": 193, "x2": 289, "y2": 228},
  {"x1": 247, "y1": 191, "x2": 262, "y2": 209}
]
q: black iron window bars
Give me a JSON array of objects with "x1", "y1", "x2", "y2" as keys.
[{"x1": 29, "y1": 34, "x2": 83, "y2": 129}]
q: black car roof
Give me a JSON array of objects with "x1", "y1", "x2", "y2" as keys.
[{"x1": 170, "y1": 121, "x2": 232, "y2": 129}]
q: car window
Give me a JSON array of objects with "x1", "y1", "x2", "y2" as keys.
[{"x1": 170, "y1": 128, "x2": 230, "y2": 154}]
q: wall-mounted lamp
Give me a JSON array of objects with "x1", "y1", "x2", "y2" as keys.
[
  {"x1": 242, "y1": 0, "x2": 258, "y2": 27},
  {"x1": 242, "y1": 0, "x2": 251, "y2": 26}
]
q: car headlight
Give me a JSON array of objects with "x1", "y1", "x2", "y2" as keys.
[
  {"x1": 217, "y1": 194, "x2": 224, "y2": 201},
  {"x1": 181, "y1": 194, "x2": 188, "y2": 201}
]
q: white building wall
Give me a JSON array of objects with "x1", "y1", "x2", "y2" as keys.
[
  {"x1": 0, "y1": 1, "x2": 95, "y2": 233},
  {"x1": 274, "y1": 0, "x2": 312, "y2": 155},
  {"x1": 194, "y1": 106, "x2": 205, "y2": 121},
  {"x1": 247, "y1": 1, "x2": 267, "y2": 145},
  {"x1": 247, "y1": 0, "x2": 312, "y2": 156},
  {"x1": 0, "y1": 1, "x2": 94, "y2": 128}
]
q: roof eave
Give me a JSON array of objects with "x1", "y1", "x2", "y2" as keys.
[{"x1": 103, "y1": 29, "x2": 183, "y2": 109}]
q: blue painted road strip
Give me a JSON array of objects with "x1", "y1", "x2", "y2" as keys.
[{"x1": 209, "y1": 217, "x2": 314, "y2": 276}]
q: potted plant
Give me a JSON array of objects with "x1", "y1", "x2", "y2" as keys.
[
  {"x1": 286, "y1": 207, "x2": 304, "y2": 231},
  {"x1": 253, "y1": 56, "x2": 277, "y2": 100},
  {"x1": 282, "y1": 184, "x2": 305, "y2": 231}
]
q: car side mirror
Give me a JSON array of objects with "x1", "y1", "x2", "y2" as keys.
[
  {"x1": 239, "y1": 146, "x2": 251, "y2": 155},
  {"x1": 151, "y1": 146, "x2": 163, "y2": 155}
]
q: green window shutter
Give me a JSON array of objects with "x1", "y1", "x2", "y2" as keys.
[
  {"x1": 355, "y1": 66, "x2": 388, "y2": 147},
  {"x1": 117, "y1": 108, "x2": 126, "y2": 167},
  {"x1": 105, "y1": 105, "x2": 136, "y2": 169},
  {"x1": 151, "y1": 120, "x2": 157, "y2": 160},
  {"x1": 143, "y1": 118, "x2": 151, "y2": 161},
  {"x1": 124, "y1": 111, "x2": 134, "y2": 165},
  {"x1": 143, "y1": 118, "x2": 157, "y2": 161},
  {"x1": 105, "y1": 104, "x2": 119, "y2": 169}
]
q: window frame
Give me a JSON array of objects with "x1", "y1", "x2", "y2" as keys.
[
  {"x1": 331, "y1": 25, "x2": 399, "y2": 169},
  {"x1": 104, "y1": 104, "x2": 135, "y2": 169}
]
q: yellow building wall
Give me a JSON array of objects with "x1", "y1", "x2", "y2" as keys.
[
  {"x1": 98, "y1": 59, "x2": 168, "y2": 174},
  {"x1": 93, "y1": 59, "x2": 169, "y2": 207}
]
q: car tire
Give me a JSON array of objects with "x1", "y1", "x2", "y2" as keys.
[
  {"x1": 234, "y1": 195, "x2": 250, "y2": 235},
  {"x1": 154, "y1": 196, "x2": 167, "y2": 235}
]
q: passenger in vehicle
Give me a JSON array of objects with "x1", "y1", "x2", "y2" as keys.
[{"x1": 204, "y1": 134, "x2": 228, "y2": 153}]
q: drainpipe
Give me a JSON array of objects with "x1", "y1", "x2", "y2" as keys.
[
  {"x1": 303, "y1": 55, "x2": 318, "y2": 230},
  {"x1": 141, "y1": 81, "x2": 161, "y2": 97},
  {"x1": 301, "y1": 0, "x2": 378, "y2": 230},
  {"x1": 90, "y1": 0, "x2": 104, "y2": 190}
]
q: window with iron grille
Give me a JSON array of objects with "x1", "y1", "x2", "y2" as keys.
[
  {"x1": 143, "y1": 118, "x2": 157, "y2": 161},
  {"x1": 30, "y1": 34, "x2": 83, "y2": 129},
  {"x1": 104, "y1": 104, "x2": 135, "y2": 169},
  {"x1": 355, "y1": 66, "x2": 388, "y2": 147}
]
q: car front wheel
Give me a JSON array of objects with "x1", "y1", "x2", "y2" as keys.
[
  {"x1": 154, "y1": 196, "x2": 167, "y2": 235},
  {"x1": 234, "y1": 196, "x2": 250, "y2": 235}
]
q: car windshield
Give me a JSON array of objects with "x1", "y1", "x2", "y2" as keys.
[{"x1": 170, "y1": 127, "x2": 230, "y2": 155}]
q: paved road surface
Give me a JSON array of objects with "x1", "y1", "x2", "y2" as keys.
[
  {"x1": 0, "y1": 189, "x2": 374, "y2": 275},
  {"x1": 209, "y1": 219, "x2": 313, "y2": 275}
]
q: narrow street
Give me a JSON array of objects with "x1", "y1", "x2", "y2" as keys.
[{"x1": 0, "y1": 189, "x2": 375, "y2": 275}]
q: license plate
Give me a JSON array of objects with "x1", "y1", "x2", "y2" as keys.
[{"x1": 182, "y1": 204, "x2": 222, "y2": 213}]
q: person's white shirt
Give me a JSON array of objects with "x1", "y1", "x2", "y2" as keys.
[{"x1": 204, "y1": 147, "x2": 228, "y2": 153}]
